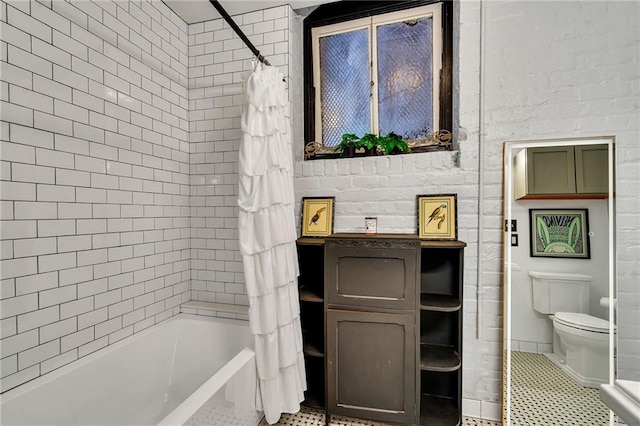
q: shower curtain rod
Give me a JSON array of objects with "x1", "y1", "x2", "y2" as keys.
[{"x1": 208, "y1": 0, "x2": 271, "y2": 66}]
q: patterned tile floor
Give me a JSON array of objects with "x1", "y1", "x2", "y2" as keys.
[
  {"x1": 185, "y1": 393, "x2": 263, "y2": 426},
  {"x1": 509, "y1": 351, "x2": 609, "y2": 426},
  {"x1": 195, "y1": 351, "x2": 609, "y2": 425},
  {"x1": 259, "y1": 405, "x2": 499, "y2": 425}
]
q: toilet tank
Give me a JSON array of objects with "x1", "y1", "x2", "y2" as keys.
[{"x1": 529, "y1": 271, "x2": 592, "y2": 315}]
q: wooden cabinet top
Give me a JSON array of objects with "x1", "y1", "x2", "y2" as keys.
[
  {"x1": 299, "y1": 233, "x2": 466, "y2": 248},
  {"x1": 420, "y1": 240, "x2": 467, "y2": 248},
  {"x1": 296, "y1": 237, "x2": 325, "y2": 245},
  {"x1": 329, "y1": 232, "x2": 420, "y2": 240}
]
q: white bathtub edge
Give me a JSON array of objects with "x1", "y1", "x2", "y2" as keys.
[
  {"x1": 158, "y1": 347, "x2": 258, "y2": 426},
  {"x1": 180, "y1": 301, "x2": 249, "y2": 315},
  {"x1": 0, "y1": 315, "x2": 176, "y2": 404},
  {"x1": 599, "y1": 380, "x2": 640, "y2": 426},
  {"x1": 0, "y1": 314, "x2": 236, "y2": 405}
]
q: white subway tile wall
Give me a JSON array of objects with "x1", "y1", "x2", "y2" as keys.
[
  {"x1": 1, "y1": 0, "x2": 190, "y2": 393},
  {"x1": 187, "y1": 5, "x2": 290, "y2": 307}
]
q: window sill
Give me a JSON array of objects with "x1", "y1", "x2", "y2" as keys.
[{"x1": 304, "y1": 145, "x2": 453, "y2": 161}]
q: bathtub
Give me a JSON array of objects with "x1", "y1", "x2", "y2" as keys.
[{"x1": 0, "y1": 314, "x2": 262, "y2": 426}]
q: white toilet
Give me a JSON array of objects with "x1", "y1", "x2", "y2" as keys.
[{"x1": 529, "y1": 271, "x2": 611, "y2": 388}]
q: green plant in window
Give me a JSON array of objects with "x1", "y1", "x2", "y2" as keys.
[
  {"x1": 337, "y1": 132, "x2": 409, "y2": 156},
  {"x1": 335, "y1": 133, "x2": 360, "y2": 155},
  {"x1": 358, "y1": 133, "x2": 378, "y2": 151},
  {"x1": 378, "y1": 132, "x2": 409, "y2": 155}
]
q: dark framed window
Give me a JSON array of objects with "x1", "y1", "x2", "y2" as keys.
[{"x1": 304, "y1": 1, "x2": 454, "y2": 159}]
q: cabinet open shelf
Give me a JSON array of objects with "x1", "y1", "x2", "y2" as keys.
[
  {"x1": 297, "y1": 237, "x2": 326, "y2": 413},
  {"x1": 419, "y1": 242, "x2": 464, "y2": 425},
  {"x1": 420, "y1": 344, "x2": 460, "y2": 372},
  {"x1": 304, "y1": 341, "x2": 324, "y2": 357},
  {"x1": 420, "y1": 394, "x2": 460, "y2": 426},
  {"x1": 420, "y1": 293, "x2": 460, "y2": 312},
  {"x1": 300, "y1": 288, "x2": 323, "y2": 303},
  {"x1": 303, "y1": 390, "x2": 325, "y2": 409},
  {"x1": 303, "y1": 354, "x2": 325, "y2": 409}
]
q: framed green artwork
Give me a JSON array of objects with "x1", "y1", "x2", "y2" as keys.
[{"x1": 529, "y1": 209, "x2": 590, "y2": 258}]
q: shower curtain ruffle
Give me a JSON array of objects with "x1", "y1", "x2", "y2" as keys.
[
  {"x1": 242, "y1": 244, "x2": 299, "y2": 297},
  {"x1": 240, "y1": 118, "x2": 292, "y2": 176},
  {"x1": 248, "y1": 278, "x2": 301, "y2": 334},
  {"x1": 238, "y1": 64, "x2": 306, "y2": 425},
  {"x1": 238, "y1": 206, "x2": 297, "y2": 255},
  {"x1": 238, "y1": 168, "x2": 296, "y2": 212}
]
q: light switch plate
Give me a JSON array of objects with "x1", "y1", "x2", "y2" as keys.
[{"x1": 505, "y1": 220, "x2": 517, "y2": 232}]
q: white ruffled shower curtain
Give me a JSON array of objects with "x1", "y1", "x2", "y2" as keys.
[{"x1": 238, "y1": 64, "x2": 307, "y2": 424}]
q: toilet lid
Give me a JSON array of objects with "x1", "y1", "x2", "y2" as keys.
[{"x1": 554, "y1": 312, "x2": 609, "y2": 333}]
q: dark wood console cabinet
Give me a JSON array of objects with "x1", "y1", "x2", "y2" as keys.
[
  {"x1": 326, "y1": 235, "x2": 419, "y2": 424},
  {"x1": 296, "y1": 234, "x2": 465, "y2": 425}
]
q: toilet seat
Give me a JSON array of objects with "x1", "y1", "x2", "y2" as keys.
[{"x1": 554, "y1": 312, "x2": 609, "y2": 333}]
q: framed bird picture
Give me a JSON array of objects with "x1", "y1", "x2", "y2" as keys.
[
  {"x1": 417, "y1": 194, "x2": 458, "y2": 240},
  {"x1": 301, "y1": 197, "x2": 335, "y2": 237}
]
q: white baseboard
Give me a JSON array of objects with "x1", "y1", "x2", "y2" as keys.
[
  {"x1": 544, "y1": 352, "x2": 606, "y2": 388},
  {"x1": 511, "y1": 340, "x2": 552, "y2": 354},
  {"x1": 462, "y1": 398, "x2": 501, "y2": 421}
]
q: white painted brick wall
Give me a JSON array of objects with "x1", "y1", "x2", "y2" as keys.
[
  {"x1": 290, "y1": 0, "x2": 640, "y2": 417},
  {"x1": 0, "y1": 0, "x2": 190, "y2": 393},
  {"x1": 460, "y1": 2, "x2": 640, "y2": 412}
]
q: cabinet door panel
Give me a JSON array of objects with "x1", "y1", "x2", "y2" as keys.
[
  {"x1": 338, "y1": 256, "x2": 405, "y2": 299},
  {"x1": 527, "y1": 146, "x2": 576, "y2": 194},
  {"x1": 327, "y1": 310, "x2": 416, "y2": 424},
  {"x1": 575, "y1": 144, "x2": 608, "y2": 194},
  {"x1": 325, "y1": 241, "x2": 418, "y2": 310}
]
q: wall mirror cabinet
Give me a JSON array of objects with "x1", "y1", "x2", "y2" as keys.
[{"x1": 514, "y1": 144, "x2": 609, "y2": 199}]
